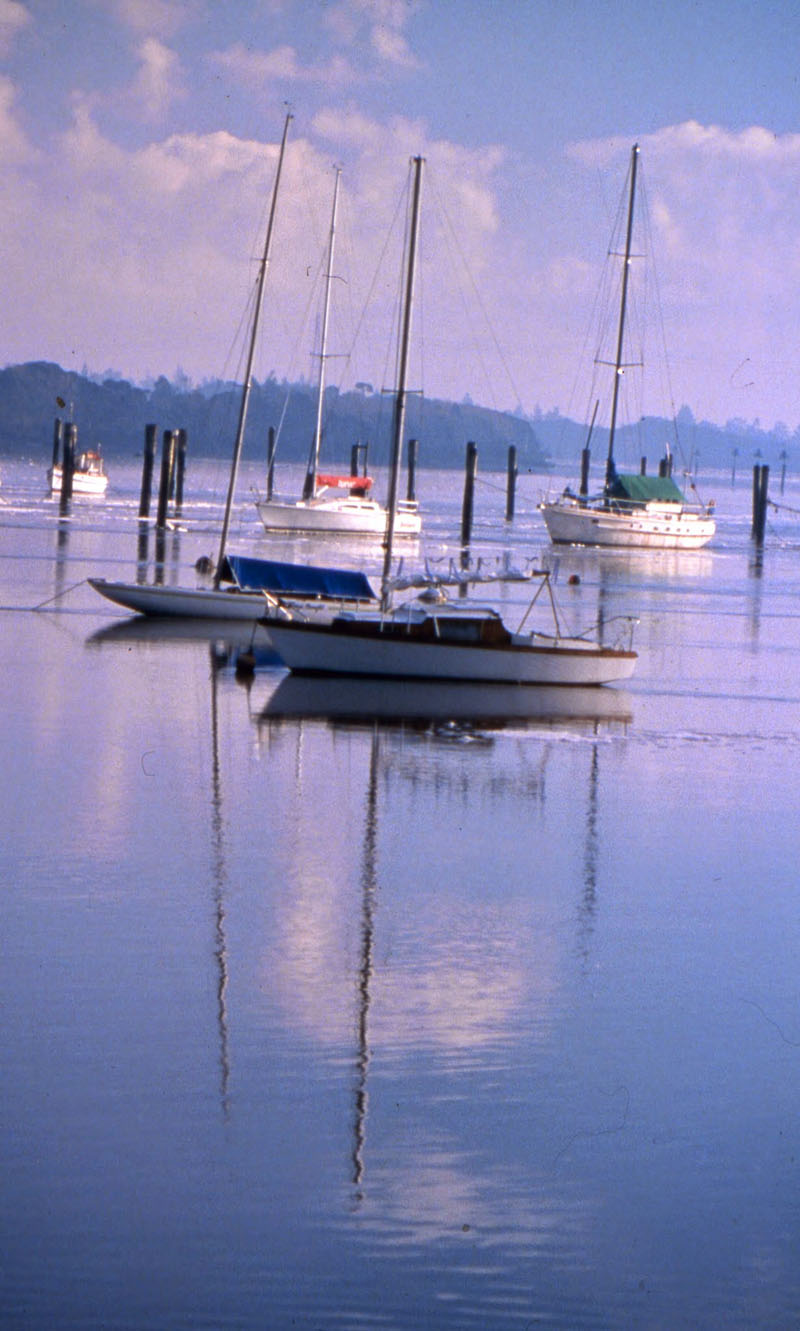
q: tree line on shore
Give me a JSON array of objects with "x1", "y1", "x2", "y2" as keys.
[
  {"x1": 1, "y1": 360, "x2": 794, "y2": 478},
  {"x1": 0, "y1": 361, "x2": 548, "y2": 474}
]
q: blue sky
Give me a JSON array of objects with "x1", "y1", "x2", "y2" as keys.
[{"x1": 3, "y1": 0, "x2": 800, "y2": 430}]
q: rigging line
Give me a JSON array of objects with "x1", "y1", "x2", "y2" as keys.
[
  {"x1": 296, "y1": 134, "x2": 326, "y2": 258},
  {"x1": 393, "y1": 165, "x2": 414, "y2": 392},
  {"x1": 426, "y1": 165, "x2": 517, "y2": 412},
  {"x1": 556, "y1": 154, "x2": 639, "y2": 459},
  {"x1": 329, "y1": 181, "x2": 359, "y2": 394},
  {"x1": 392, "y1": 157, "x2": 428, "y2": 419},
  {"x1": 31, "y1": 578, "x2": 89, "y2": 609},
  {"x1": 270, "y1": 243, "x2": 328, "y2": 455},
  {"x1": 375, "y1": 168, "x2": 414, "y2": 468},
  {"x1": 335, "y1": 173, "x2": 409, "y2": 397},
  {"x1": 638, "y1": 166, "x2": 694, "y2": 475}
]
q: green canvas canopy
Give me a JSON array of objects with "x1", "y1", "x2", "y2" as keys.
[{"x1": 608, "y1": 472, "x2": 686, "y2": 505}]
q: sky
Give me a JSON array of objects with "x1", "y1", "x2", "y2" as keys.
[{"x1": 3, "y1": 0, "x2": 800, "y2": 430}]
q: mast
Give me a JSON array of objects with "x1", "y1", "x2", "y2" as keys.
[
  {"x1": 302, "y1": 165, "x2": 341, "y2": 501},
  {"x1": 214, "y1": 110, "x2": 292, "y2": 585},
  {"x1": 381, "y1": 155, "x2": 424, "y2": 611},
  {"x1": 605, "y1": 142, "x2": 639, "y2": 491}
]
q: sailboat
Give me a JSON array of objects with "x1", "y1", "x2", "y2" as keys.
[
  {"x1": 91, "y1": 116, "x2": 377, "y2": 623},
  {"x1": 265, "y1": 157, "x2": 637, "y2": 688},
  {"x1": 255, "y1": 166, "x2": 421, "y2": 538},
  {"x1": 539, "y1": 144, "x2": 716, "y2": 551}
]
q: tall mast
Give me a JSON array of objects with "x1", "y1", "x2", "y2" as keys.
[
  {"x1": 605, "y1": 141, "x2": 639, "y2": 490},
  {"x1": 381, "y1": 155, "x2": 424, "y2": 611},
  {"x1": 303, "y1": 165, "x2": 341, "y2": 501},
  {"x1": 214, "y1": 110, "x2": 292, "y2": 584}
]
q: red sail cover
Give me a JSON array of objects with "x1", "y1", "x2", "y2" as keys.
[{"x1": 315, "y1": 474, "x2": 373, "y2": 491}]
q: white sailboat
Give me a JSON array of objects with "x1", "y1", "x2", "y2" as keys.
[
  {"x1": 255, "y1": 167, "x2": 421, "y2": 539},
  {"x1": 265, "y1": 157, "x2": 637, "y2": 689},
  {"x1": 90, "y1": 116, "x2": 378, "y2": 623},
  {"x1": 539, "y1": 144, "x2": 715, "y2": 551},
  {"x1": 91, "y1": 555, "x2": 377, "y2": 620}
]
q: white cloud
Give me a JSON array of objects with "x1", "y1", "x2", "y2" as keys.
[
  {"x1": 129, "y1": 36, "x2": 186, "y2": 121},
  {"x1": 370, "y1": 22, "x2": 418, "y2": 67},
  {"x1": 211, "y1": 40, "x2": 359, "y2": 88},
  {"x1": 0, "y1": 0, "x2": 30, "y2": 57},
  {"x1": 0, "y1": 74, "x2": 33, "y2": 164},
  {"x1": 209, "y1": 0, "x2": 422, "y2": 99},
  {"x1": 0, "y1": 92, "x2": 512, "y2": 413},
  {"x1": 103, "y1": 0, "x2": 190, "y2": 38},
  {"x1": 7, "y1": 93, "x2": 800, "y2": 428},
  {"x1": 324, "y1": 0, "x2": 422, "y2": 69}
]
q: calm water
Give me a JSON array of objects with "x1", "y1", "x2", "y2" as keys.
[{"x1": 2, "y1": 456, "x2": 800, "y2": 1329}]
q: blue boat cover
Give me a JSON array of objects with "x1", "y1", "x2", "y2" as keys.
[{"x1": 220, "y1": 554, "x2": 376, "y2": 600}]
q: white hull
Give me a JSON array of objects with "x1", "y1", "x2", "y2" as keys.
[
  {"x1": 89, "y1": 578, "x2": 267, "y2": 620},
  {"x1": 257, "y1": 495, "x2": 421, "y2": 536},
  {"x1": 267, "y1": 619, "x2": 636, "y2": 686},
  {"x1": 540, "y1": 498, "x2": 715, "y2": 549},
  {"x1": 49, "y1": 466, "x2": 108, "y2": 496}
]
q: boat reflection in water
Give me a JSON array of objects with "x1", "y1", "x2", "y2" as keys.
[
  {"x1": 253, "y1": 674, "x2": 631, "y2": 1222},
  {"x1": 86, "y1": 613, "x2": 281, "y2": 670},
  {"x1": 257, "y1": 672, "x2": 633, "y2": 735}
]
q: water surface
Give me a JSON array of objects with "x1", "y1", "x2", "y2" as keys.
[{"x1": 2, "y1": 458, "x2": 799, "y2": 1328}]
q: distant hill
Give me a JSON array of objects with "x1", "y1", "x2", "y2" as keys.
[
  {"x1": 0, "y1": 361, "x2": 549, "y2": 474},
  {"x1": 528, "y1": 405, "x2": 799, "y2": 477},
  {"x1": 4, "y1": 361, "x2": 796, "y2": 478}
]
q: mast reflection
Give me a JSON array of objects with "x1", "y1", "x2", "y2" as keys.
[
  {"x1": 576, "y1": 741, "x2": 600, "y2": 965},
  {"x1": 352, "y1": 726, "x2": 380, "y2": 1201},
  {"x1": 209, "y1": 644, "x2": 231, "y2": 1119}
]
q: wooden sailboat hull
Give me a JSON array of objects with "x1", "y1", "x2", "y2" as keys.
[
  {"x1": 540, "y1": 499, "x2": 715, "y2": 549},
  {"x1": 266, "y1": 618, "x2": 636, "y2": 686},
  {"x1": 256, "y1": 496, "x2": 421, "y2": 536}
]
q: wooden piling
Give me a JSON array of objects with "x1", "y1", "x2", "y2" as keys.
[
  {"x1": 759, "y1": 464, "x2": 770, "y2": 542},
  {"x1": 139, "y1": 424, "x2": 158, "y2": 518},
  {"x1": 156, "y1": 428, "x2": 176, "y2": 528},
  {"x1": 61, "y1": 423, "x2": 77, "y2": 503},
  {"x1": 136, "y1": 519, "x2": 150, "y2": 583},
  {"x1": 407, "y1": 437, "x2": 418, "y2": 502},
  {"x1": 759, "y1": 465, "x2": 770, "y2": 541},
  {"x1": 579, "y1": 447, "x2": 590, "y2": 497},
  {"x1": 461, "y1": 440, "x2": 478, "y2": 548},
  {"x1": 350, "y1": 441, "x2": 368, "y2": 478},
  {"x1": 505, "y1": 444, "x2": 517, "y2": 521},
  {"x1": 175, "y1": 428, "x2": 187, "y2": 511},
  {"x1": 51, "y1": 417, "x2": 63, "y2": 470},
  {"x1": 751, "y1": 463, "x2": 769, "y2": 543}
]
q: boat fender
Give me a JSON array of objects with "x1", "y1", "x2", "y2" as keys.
[
  {"x1": 568, "y1": 573, "x2": 580, "y2": 585},
  {"x1": 195, "y1": 554, "x2": 214, "y2": 574}
]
